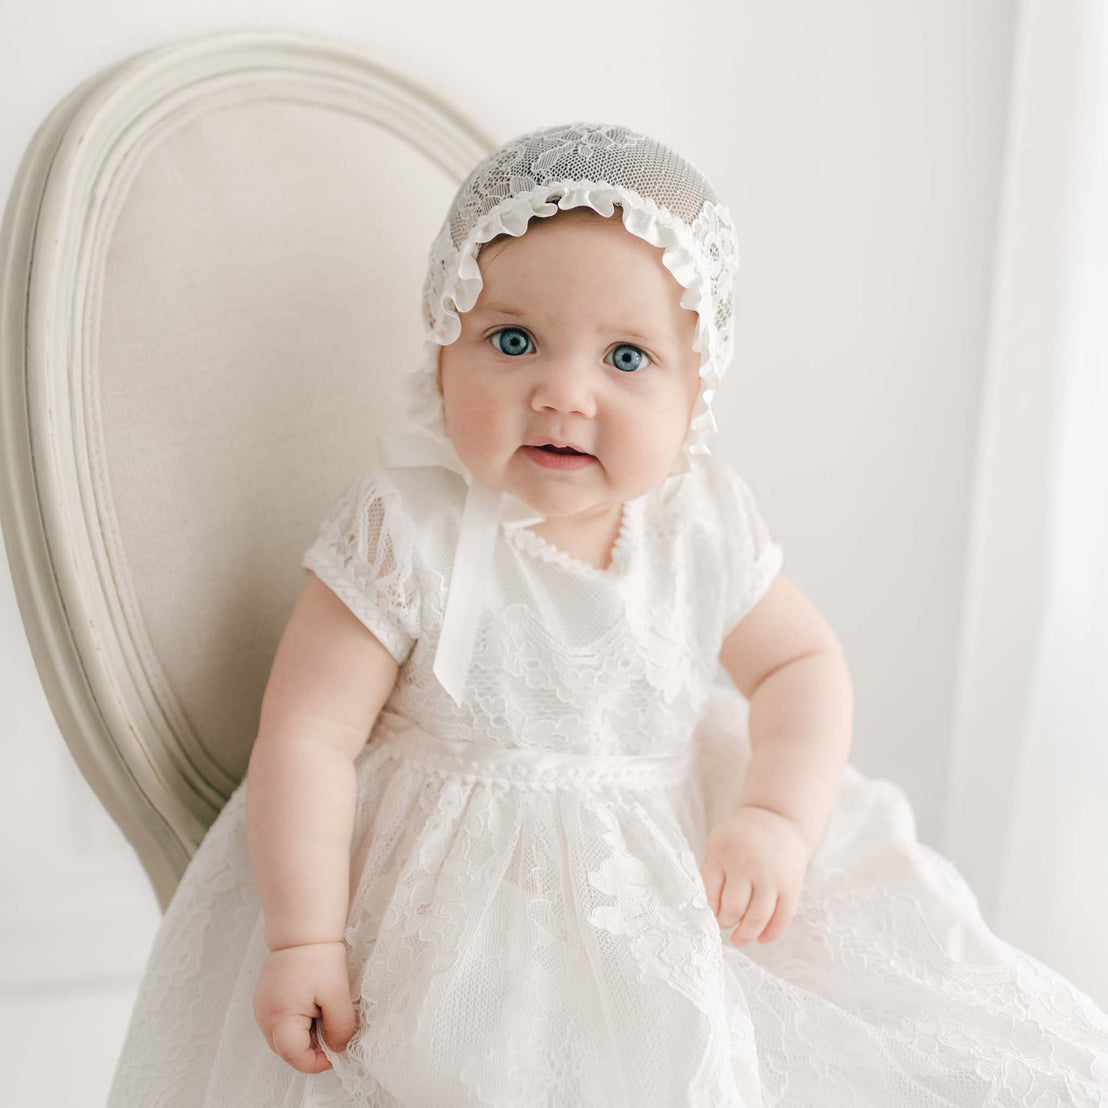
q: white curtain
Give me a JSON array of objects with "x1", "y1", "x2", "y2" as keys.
[{"x1": 946, "y1": 0, "x2": 1108, "y2": 1009}]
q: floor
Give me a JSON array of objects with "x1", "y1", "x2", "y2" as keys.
[
  {"x1": 0, "y1": 817, "x2": 161, "y2": 1107},
  {"x1": 0, "y1": 984, "x2": 143, "y2": 1107}
]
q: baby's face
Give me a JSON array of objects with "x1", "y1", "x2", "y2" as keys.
[{"x1": 438, "y1": 209, "x2": 701, "y2": 528}]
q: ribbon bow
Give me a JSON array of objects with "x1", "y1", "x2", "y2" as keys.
[{"x1": 377, "y1": 430, "x2": 546, "y2": 708}]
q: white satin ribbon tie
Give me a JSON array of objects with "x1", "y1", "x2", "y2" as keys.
[{"x1": 377, "y1": 430, "x2": 545, "y2": 709}]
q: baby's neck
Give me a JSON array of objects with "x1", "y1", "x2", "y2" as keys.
[{"x1": 527, "y1": 503, "x2": 625, "y2": 570}]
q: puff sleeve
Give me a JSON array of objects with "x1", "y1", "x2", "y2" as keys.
[
  {"x1": 300, "y1": 469, "x2": 421, "y2": 665},
  {"x1": 715, "y1": 461, "x2": 785, "y2": 638}
]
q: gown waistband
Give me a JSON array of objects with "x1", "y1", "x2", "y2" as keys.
[{"x1": 370, "y1": 713, "x2": 691, "y2": 792}]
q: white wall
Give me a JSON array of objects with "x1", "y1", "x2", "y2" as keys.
[{"x1": 0, "y1": 0, "x2": 1017, "y2": 1101}]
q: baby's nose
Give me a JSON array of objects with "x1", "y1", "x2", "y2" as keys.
[{"x1": 529, "y1": 362, "x2": 598, "y2": 418}]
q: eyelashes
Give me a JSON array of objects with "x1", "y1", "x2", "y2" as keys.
[{"x1": 487, "y1": 325, "x2": 652, "y2": 373}]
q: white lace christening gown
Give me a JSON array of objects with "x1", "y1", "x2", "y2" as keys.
[{"x1": 107, "y1": 458, "x2": 1108, "y2": 1107}]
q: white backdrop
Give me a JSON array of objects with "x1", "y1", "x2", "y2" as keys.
[
  {"x1": 5, "y1": 0, "x2": 1079, "y2": 1101},
  {"x1": 948, "y1": 0, "x2": 1108, "y2": 1010}
]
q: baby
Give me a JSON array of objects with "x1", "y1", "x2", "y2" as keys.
[
  {"x1": 108, "y1": 121, "x2": 1108, "y2": 1108},
  {"x1": 250, "y1": 135, "x2": 851, "y2": 1079}
]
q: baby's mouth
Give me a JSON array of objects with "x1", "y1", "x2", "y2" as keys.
[{"x1": 523, "y1": 444, "x2": 597, "y2": 469}]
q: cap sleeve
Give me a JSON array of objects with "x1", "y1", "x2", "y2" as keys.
[
  {"x1": 300, "y1": 469, "x2": 420, "y2": 665},
  {"x1": 715, "y1": 462, "x2": 785, "y2": 638}
]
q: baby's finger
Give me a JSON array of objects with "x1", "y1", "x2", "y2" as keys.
[
  {"x1": 271, "y1": 1014, "x2": 332, "y2": 1074},
  {"x1": 717, "y1": 874, "x2": 753, "y2": 929},
  {"x1": 317, "y1": 982, "x2": 357, "y2": 1052},
  {"x1": 758, "y1": 888, "x2": 798, "y2": 944},
  {"x1": 699, "y1": 860, "x2": 725, "y2": 916},
  {"x1": 732, "y1": 885, "x2": 776, "y2": 945}
]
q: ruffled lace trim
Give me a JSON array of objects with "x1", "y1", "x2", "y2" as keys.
[
  {"x1": 506, "y1": 494, "x2": 641, "y2": 577},
  {"x1": 406, "y1": 181, "x2": 731, "y2": 480}
]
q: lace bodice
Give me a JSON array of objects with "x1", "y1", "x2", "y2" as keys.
[{"x1": 300, "y1": 457, "x2": 784, "y2": 755}]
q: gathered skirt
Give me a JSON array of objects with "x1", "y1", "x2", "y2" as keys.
[{"x1": 106, "y1": 686, "x2": 1108, "y2": 1106}]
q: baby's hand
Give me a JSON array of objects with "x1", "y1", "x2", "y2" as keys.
[
  {"x1": 699, "y1": 805, "x2": 811, "y2": 947},
  {"x1": 253, "y1": 940, "x2": 357, "y2": 1074}
]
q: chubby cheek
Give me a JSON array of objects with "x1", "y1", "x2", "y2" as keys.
[
  {"x1": 441, "y1": 375, "x2": 509, "y2": 461},
  {"x1": 617, "y1": 401, "x2": 691, "y2": 481}
]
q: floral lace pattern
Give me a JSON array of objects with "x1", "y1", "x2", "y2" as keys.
[{"x1": 105, "y1": 461, "x2": 1108, "y2": 1106}]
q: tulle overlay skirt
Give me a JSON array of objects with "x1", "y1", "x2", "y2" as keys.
[{"x1": 106, "y1": 688, "x2": 1108, "y2": 1107}]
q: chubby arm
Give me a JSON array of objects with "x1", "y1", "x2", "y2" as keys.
[
  {"x1": 246, "y1": 570, "x2": 400, "y2": 951},
  {"x1": 719, "y1": 571, "x2": 854, "y2": 855}
]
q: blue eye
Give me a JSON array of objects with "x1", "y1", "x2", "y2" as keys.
[
  {"x1": 609, "y1": 343, "x2": 650, "y2": 373},
  {"x1": 488, "y1": 329, "x2": 651, "y2": 372},
  {"x1": 491, "y1": 327, "x2": 532, "y2": 356}
]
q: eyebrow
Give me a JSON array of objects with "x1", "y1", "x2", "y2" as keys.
[{"x1": 473, "y1": 304, "x2": 663, "y2": 346}]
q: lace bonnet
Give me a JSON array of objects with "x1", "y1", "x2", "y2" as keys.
[{"x1": 377, "y1": 121, "x2": 741, "y2": 705}]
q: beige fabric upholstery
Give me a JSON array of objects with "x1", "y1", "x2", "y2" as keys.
[{"x1": 0, "y1": 29, "x2": 493, "y2": 910}]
